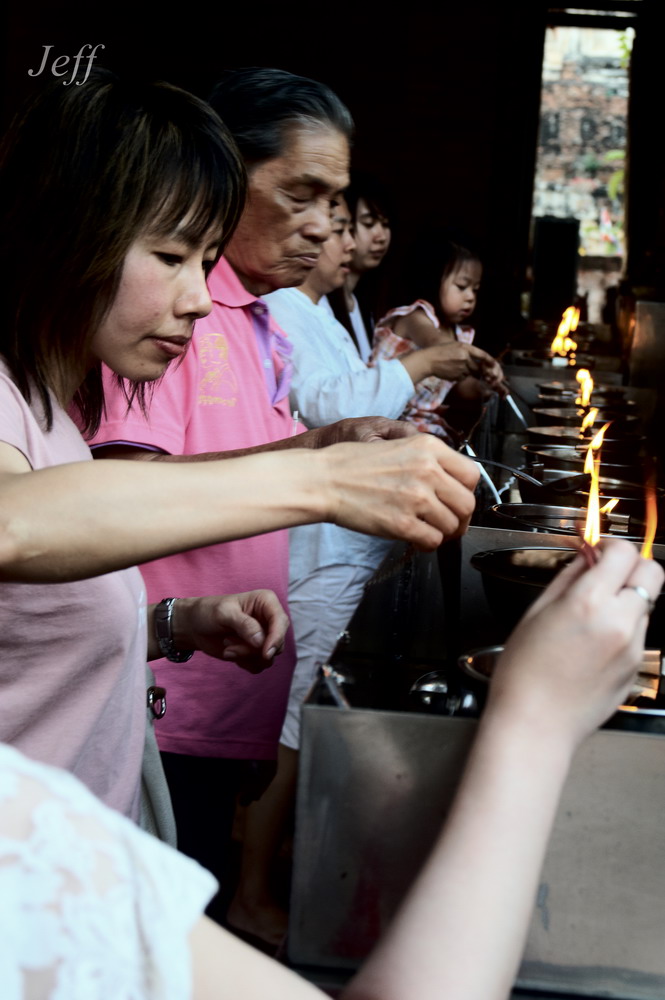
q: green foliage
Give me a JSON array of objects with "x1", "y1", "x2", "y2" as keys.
[
  {"x1": 618, "y1": 30, "x2": 633, "y2": 70},
  {"x1": 604, "y1": 150, "x2": 625, "y2": 202}
]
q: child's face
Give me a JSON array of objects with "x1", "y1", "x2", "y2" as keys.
[{"x1": 439, "y1": 260, "x2": 482, "y2": 325}]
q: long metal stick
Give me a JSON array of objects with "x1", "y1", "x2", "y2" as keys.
[
  {"x1": 462, "y1": 441, "x2": 502, "y2": 505},
  {"x1": 504, "y1": 393, "x2": 530, "y2": 428}
]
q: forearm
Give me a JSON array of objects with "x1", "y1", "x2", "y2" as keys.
[
  {"x1": 398, "y1": 349, "x2": 435, "y2": 385},
  {"x1": 290, "y1": 362, "x2": 413, "y2": 427},
  {"x1": 346, "y1": 709, "x2": 573, "y2": 1000},
  {"x1": 0, "y1": 451, "x2": 327, "y2": 583},
  {"x1": 95, "y1": 428, "x2": 323, "y2": 463}
]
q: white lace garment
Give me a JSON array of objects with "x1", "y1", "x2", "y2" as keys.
[{"x1": 0, "y1": 743, "x2": 216, "y2": 999}]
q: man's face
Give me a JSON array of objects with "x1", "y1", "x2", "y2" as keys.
[{"x1": 226, "y1": 125, "x2": 350, "y2": 296}]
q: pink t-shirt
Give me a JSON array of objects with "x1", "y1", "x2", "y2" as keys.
[
  {"x1": 0, "y1": 363, "x2": 147, "y2": 819},
  {"x1": 88, "y1": 258, "x2": 296, "y2": 760}
]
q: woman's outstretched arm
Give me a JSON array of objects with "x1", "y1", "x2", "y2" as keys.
[
  {"x1": 188, "y1": 540, "x2": 662, "y2": 1000},
  {"x1": 0, "y1": 433, "x2": 478, "y2": 582}
]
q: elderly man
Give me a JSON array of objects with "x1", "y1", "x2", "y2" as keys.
[{"x1": 90, "y1": 68, "x2": 477, "y2": 920}]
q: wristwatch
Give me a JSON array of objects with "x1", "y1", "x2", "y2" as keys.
[{"x1": 154, "y1": 598, "x2": 194, "y2": 662}]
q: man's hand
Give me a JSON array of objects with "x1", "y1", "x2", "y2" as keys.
[
  {"x1": 320, "y1": 434, "x2": 479, "y2": 550},
  {"x1": 161, "y1": 591, "x2": 290, "y2": 673},
  {"x1": 313, "y1": 416, "x2": 418, "y2": 448}
]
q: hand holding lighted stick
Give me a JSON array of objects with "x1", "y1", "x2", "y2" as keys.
[{"x1": 489, "y1": 540, "x2": 663, "y2": 750}]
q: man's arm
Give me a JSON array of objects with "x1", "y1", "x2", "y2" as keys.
[
  {"x1": 146, "y1": 591, "x2": 290, "y2": 672},
  {"x1": 92, "y1": 416, "x2": 417, "y2": 463}
]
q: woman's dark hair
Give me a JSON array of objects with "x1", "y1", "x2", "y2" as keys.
[
  {"x1": 208, "y1": 67, "x2": 354, "y2": 166},
  {"x1": 0, "y1": 69, "x2": 247, "y2": 434},
  {"x1": 401, "y1": 230, "x2": 482, "y2": 326},
  {"x1": 345, "y1": 170, "x2": 393, "y2": 230},
  {"x1": 329, "y1": 171, "x2": 394, "y2": 344}
]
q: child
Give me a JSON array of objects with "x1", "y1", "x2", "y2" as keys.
[{"x1": 371, "y1": 237, "x2": 505, "y2": 443}]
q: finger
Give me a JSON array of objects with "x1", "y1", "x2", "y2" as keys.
[
  {"x1": 218, "y1": 602, "x2": 266, "y2": 648},
  {"x1": 401, "y1": 515, "x2": 445, "y2": 552},
  {"x1": 520, "y1": 550, "x2": 589, "y2": 621},
  {"x1": 222, "y1": 647, "x2": 273, "y2": 674},
  {"x1": 566, "y1": 538, "x2": 642, "y2": 604},
  {"x1": 425, "y1": 437, "x2": 480, "y2": 491},
  {"x1": 619, "y1": 560, "x2": 664, "y2": 617},
  {"x1": 247, "y1": 590, "x2": 290, "y2": 657},
  {"x1": 379, "y1": 420, "x2": 419, "y2": 439}
]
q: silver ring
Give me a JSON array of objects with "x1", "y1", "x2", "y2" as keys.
[{"x1": 624, "y1": 584, "x2": 656, "y2": 615}]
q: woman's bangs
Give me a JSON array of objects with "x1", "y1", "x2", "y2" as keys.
[{"x1": 144, "y1": 138, "x2": 246, "y2": 252}]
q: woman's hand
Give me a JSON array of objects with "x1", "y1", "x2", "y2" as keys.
[
  {"x1": 322, "y1": 434, "x2": 479, "y2": 550},
  {"x1": 488, "y1": 539, "x2": 664, "y2": 752},
  {"x1": 477, "y1": 353, "x2": 509, "y2": 396},
  {"x1": 151, "y1": 591, "x2": 290, "y2": 672},
  {"x1": 402, "y1": 342, "x2": 504, "y2": 388}
]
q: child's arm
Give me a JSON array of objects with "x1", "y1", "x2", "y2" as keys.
[{"x1": 393, "y1": 309, "x2": 455, "y2": 348}]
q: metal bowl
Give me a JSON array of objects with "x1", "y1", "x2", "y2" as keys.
[
  {"x1": 487, "y1": 502, "x2": 637, "y2": 538},
  {"x1": 470, "y1": 546, "x2": 665, "y2": 648},
  {"x1": 526, "y1": 424, "x2": 644, "y2": 456},
  {"x1": 532, "y1": 406, "x2": 639, "y2": 429},
  {"x1": 408, "y1": 671, "x2": 479, "y2": 716},
  {"x1": 538, "y1": 380, "x2": 628, "y2": 402},
  {"x1": 458, "y1": 645, "x2": 665, "y2": 731},
  {"x1": 521, "y1": 443, "x2": 641, "y2": 477}
]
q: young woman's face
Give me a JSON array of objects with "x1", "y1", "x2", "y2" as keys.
[
  {"x1": 308, "y1": 195, "x2": 356, "y2": 297},
  {"x1": 90, "y1": 231, "x2": 219, "y2": 381},
  {"x1": 439, "y1": 259, "x2": 482, "y2": 325},
  {"x1": 350, "y1": 197, "x2": 391, "y2": 274}
]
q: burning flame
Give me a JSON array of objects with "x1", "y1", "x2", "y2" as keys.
[
  {"x1": 599, "y1": 498, "x2": 619, "y2": 515},
  {"x1": 641, "y1": 477, "x2": 658, "y2": 559},
  {"x1": 575, "y1": 368, "x2": 594, "y2": 407},
  {"x1": 551, "y1": 306, "x2": 580, "y2": 357},
  {"x1": 580, "y1": 407, "x2": 599, "y2": 434},
  {"x1": 583, "y1": 422, "x2": 612, "y2": 547}
]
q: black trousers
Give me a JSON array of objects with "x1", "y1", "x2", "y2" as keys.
[{"x1": 160, "y1": 751, "x2": 276, "y2": 922}]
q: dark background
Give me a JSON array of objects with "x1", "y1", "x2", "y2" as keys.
[{"x1": 1, "y1": 1, "x2": 662, "y2": 355}]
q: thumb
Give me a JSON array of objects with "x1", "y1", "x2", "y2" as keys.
[{"x1": 220, "y1": 604, "x2": 265, "y2": 648}]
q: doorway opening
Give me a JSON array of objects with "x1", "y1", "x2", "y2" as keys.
[{"x1": 529, "y1": 7, "x2": 637, "y2": 325}]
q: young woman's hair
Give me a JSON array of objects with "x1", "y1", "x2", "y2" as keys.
[
  {"x1": 208, "y1": 67, "x2": 354, "y2": 167},
  {"x1": 329, "y1": 171, "x2": 394, "y2": 345},
  {"x1": 344, "y1": 170, "x2": 393, "y2": 230},
  {"x1": 400, "y1": 230, "x2": 482, "y2": 326},
  {"x1": 0, "y1": 69, "x2": 247, "y2": 434}
]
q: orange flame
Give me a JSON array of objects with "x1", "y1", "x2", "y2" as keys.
[
  {"x1": 580, "y1": 407, "x2": 599, "y2": 434},
  {"x1": 575, "y1": 368, "x2": 594, "y2": 406},
  {"x1": 599, "y1": 498, "x2": 619, "y2": 515},
  {"x1": 641, "y1": 477, "x2": 658, "y2": 559},
  {"x1": 583, "y1": 422, "x2": 612, "y2": 547},
  {"x1": 589, "y1": 421, "x2": 612, "y2": 450},
  {"x1": 551, "y1": 306, "x2": 580, "y2": 356}
]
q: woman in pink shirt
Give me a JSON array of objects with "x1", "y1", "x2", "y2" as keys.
[{"x1": 0, "y1": 69, "x2": 479, "y2": 833}]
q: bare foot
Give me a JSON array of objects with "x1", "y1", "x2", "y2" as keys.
[{"x1": 226, "y1": 896, "x2": 289, "y2": 947}]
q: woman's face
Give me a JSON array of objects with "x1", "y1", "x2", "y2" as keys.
[
  {"x1": 308, "y1": 195, "x2": 356, "y2": 297},
  {"x1": 350, "y1": 197, "x2": 391, "y2": 274},
  {"x1": 90, "y1": 231, "x2": 219, "y2": 381},
  {"x1": 439, "y1": 259, "x2": 482, "y2": 325}
]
